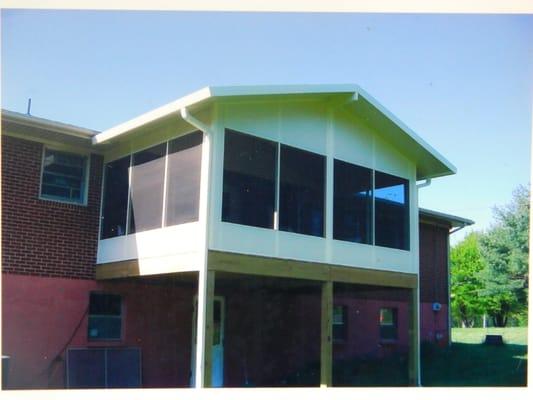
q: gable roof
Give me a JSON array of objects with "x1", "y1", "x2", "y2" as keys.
[{"x1": 92, "y1": 84, "x2": 455, "y2": 180}]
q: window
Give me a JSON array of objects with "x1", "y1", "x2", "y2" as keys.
[
  {"x1": 165, "y1": 132, "x2": 203, "y2": 226},
  {"x1": 101, "y1": 156, "x2": 130, "y2": 239},
  {"x1": 128, "y1": 143, "x2": 166, "y2": 234},
  {"x1": 279, "y1": 144, "x2": 326, "y2": 237},
  {"x1": 333, "y1": 159, "x2": 372, "y2": 244},
  {"x1": 379, "y1": 307, "x2": 398, "y2": 341},
  {"x1": 374, "y1": 171, "x2": 410, "y2": 250},
  {"x1": 88, "y1": 293, "x2": 122, "y2": 340},
  {"x1": 40, "y1": 148, "x2": 87, "y2": 204},
  {"x1": 333, "y1": 305, "x2": 347, "y2": 342},
  {"x1": 222, "y1": 129, "x2": 277, "y2": 229}
]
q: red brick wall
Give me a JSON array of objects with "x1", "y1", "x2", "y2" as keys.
[
  {"x1": 419, "y1": 222, "x2": 450, "y2": 344},
  {"x1": 1, "y1": 135, "x2": 103, "y2": 279},
  {"x1": 2, "y1": 274, "x2": 195, "y2": 389},
  {"x1": 419, "y1": 222, "x2": 449, "y2": 305}
]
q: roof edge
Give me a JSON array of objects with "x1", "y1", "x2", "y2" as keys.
[
  {"x1": 1, "y1": 109, "x2": 98, "y2": 139},
  {"x1": 354, "y1": 86, "x2": 457, "y2": 176},
  {"x1": 419, "y1": 208, "x2": 474, "y2": 228},
  {"x1": 92, "y1": 86, "x2": 213, "y2": 145}
]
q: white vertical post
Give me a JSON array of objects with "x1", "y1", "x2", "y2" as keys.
[
  {"x1": 185, "y1": 106, "x2": 215, "y2": 388},
  {"x1": 325, "y1": 106, "x2": 334, "y2": 263}
]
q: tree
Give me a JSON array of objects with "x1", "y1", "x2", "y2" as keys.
[
  {"x1": 479, "y1": 185, "x2": 529, "y2": 327},
  {"x1": 450, "y1": 233, "x2": 486, "y2": 327}
]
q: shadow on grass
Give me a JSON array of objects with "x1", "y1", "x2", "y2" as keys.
[
  {"x1": 282, "y1": 354, "x2": 410, "y2": 387},
  {"x1": 421, "y1": 342, "x2": 527, "y2": 387}
]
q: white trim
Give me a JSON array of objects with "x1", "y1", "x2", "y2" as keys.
[
  {"x1": 2, "y1": 130, "x2": 98, "y2": 154},
  {"x1": 90, "y1": 84, "x2": 455, "y2": 180},
  {"x1": 125, "y1": 155, "x2": 133, "y2": 234},
  {"x1": 161, "y1": 141, "x2": 170, "y2": 227},
  {"x1": 38, "y1": 146, "x2": 91, "y2": 206},
  {"x1": 92, "y1": 87, "x2": 212, "y2": 145},
  {"x1": 2, "y1": 109, "x2": 98, "y2": 138}
]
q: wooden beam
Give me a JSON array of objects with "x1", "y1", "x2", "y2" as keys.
[
  {"x1": 320, "y1": 280, "x2": 333, "y2": 387},
  {"x1": 209, "y1": 251, "x2": 417, "y2": 288},
  {"x1": 95, "y1": 259, "x2": 140, "y2": 280},
  {"x1": 408, "y1": 287, "x2": 420, "y2": 386},
  {"x1": 208, "y1": 251, "x2": 330, "y2": 282},
  {"x1": 330, "y1": 265, "x2": 417, "y2": 288}
]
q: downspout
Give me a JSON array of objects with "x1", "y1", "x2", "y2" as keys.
[
  {"x1": 416, "y1": 178, "x2": 432, "y2": 189},
  {"x1": 181, "y1": 106, "x2": 213, "y2": 388},
  {"x1": 415, "y1": 177, "x2": 431, "y2": 386}
]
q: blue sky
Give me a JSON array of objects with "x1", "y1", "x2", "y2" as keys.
[{"x1": 2, "y1": 10, "x2": 532, "y2": 243}]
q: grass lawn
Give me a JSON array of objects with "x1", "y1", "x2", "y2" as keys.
[{"x1": 421, "y1": 327, "x2": 528, "y2": 386}]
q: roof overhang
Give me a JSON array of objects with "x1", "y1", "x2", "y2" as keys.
[
  {"x1": 89, "y1": 84, "x2": 455, "y2": 180},
  {"x1": 1, "y1": 109, "x2": 99, "y2": 148},
  {"x1": 419, "y1": 208, "x2": 475, "y2": 230}
]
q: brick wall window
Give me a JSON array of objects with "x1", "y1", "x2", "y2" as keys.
[
  {"x1": 40, "y1": 148, "x2": 88, "y2": 205},
  {"x1": 88, "y1": 293, "x2": 123, "y2": 341},
  {"x1": 333, "y1": 305, "x2": 347, "y2": 342},
  {"x1": 379, "y1": 307, "x2": 398, "y2": 341}
]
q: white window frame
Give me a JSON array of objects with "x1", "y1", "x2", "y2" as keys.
[
  {"x1": 87, "y1": 292, "x2": 124, "y2": 342},
  {"x1": 39, "y1": 145, "x2": 90, "y2": 206}
]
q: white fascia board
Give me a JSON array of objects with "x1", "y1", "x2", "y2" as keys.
[
  {"x1": 354, "y1": 86, "x2": 457, "y2": 175},
  {"x1": 92, "y1": 84, "x2": 359, "y2": 145},
  {"x1": 92, "y1": 86, "x2": 213, "y2": 145},
  {"x1": 419, "y1": 208, "x2": 475, "y2": 228},
  {"x1": 209, "y1": 83, "x2": 359, "y2": 97},
  {"x1": 1, "y1": 109, "x2": 98, "y2": 139},
  {"x1": 91, "y1": 83, "x2": 456, "y2": 179}
]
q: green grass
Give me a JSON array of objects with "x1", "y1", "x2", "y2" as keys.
[
  {"x1": 452, "y1": 327, "x2": 528, "y2": 345},
  {"x1": 421, "y1": 327, "x2": 528, "y2": 386}
]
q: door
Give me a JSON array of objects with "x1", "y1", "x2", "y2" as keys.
[{"x1": 190, "y1": 296, "x2": 225, "y2": 387}]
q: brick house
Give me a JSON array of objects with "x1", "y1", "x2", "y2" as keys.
[{"x1": 1, "y1": 85, "x2": 472, "y2": 389}]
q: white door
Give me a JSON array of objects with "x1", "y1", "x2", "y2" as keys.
[{"x1": 190, "y1": 296, "x2": 225, "y2": 387}]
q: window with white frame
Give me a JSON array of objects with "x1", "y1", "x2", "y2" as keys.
[
  {"x1": 40, "y1": 148, "x2": 88, "y2": 204},
  {"x1": 88, "y1": 292, "x2": 123, "y2": 341}
]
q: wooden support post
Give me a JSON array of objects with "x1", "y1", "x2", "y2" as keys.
[
  {"x1": 408, "y1": 287, "x2": 420, "y2": 386},
  {"x1": 195, "y1": 269, "x2": 215, "y2": 387},
  {"x1": 320, "y1": 280, "x2": 333, "y2": 387}
]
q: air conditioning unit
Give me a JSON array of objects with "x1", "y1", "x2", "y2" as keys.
[{"x1": 432, "y1": 302, "x2": 442, "y2": 312}]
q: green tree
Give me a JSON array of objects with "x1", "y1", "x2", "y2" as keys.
[
  {"x1": 450, "y1": 233, "x2": 486, "y2": 327},
  {"x1": 479, "y1": 185, "x2": 529, "y2": 327}
]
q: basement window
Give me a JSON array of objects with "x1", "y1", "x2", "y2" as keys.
[
  {"x1": 40, "y1": 148, "x2": 88, "y2": 204},
  {"x1": 379, "y1": 307, "x2": 398, "y2": 341},
  {"x1": 88, "y1": 293, "x2": 122, "y2": 341},
  {"x1": 333, "y1": 305, "x2": 347, "y2": 342}
]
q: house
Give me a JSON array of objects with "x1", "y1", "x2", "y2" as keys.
[{"x1": 1, "y1": 84, "x2": 473, "y2": 389}]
